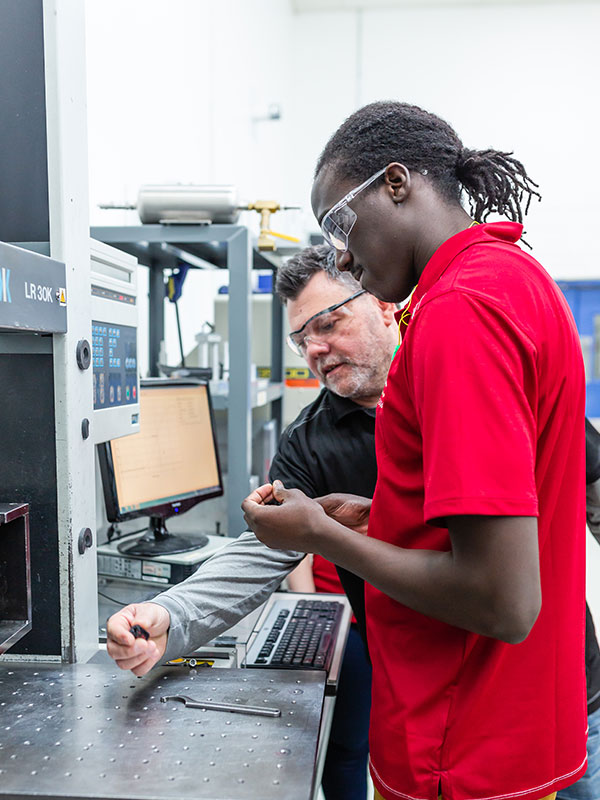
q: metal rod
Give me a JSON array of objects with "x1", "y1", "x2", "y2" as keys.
[
  {"x1": 174, "y1": 300, "x2": 186, "y2": 367},
  {"x1": 149, "y1": 258, "x2": 164, "y2": 377}
]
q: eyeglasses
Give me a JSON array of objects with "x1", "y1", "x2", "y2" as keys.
[
  {"x1": 286, "y1": 289, "x2": 366, "y2": 356},
  {"x1": 320, "y1": 167, "x2": 387, "y2": 252}
]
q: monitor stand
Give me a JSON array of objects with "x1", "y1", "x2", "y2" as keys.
[{"x1": 116, "y1": 516, "x2": 209, "y2": 557}]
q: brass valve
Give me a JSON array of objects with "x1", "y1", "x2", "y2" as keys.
[{"x1": 245, "y1": 200, "x2": 301, "y2": 251}]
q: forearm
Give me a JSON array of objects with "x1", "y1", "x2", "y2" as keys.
[
  {"x1": 153, "y1": 532, "x2": 304, "y2": 662},
  {"x1": 287, "y1": 555, "x2": 316, "y2": 592},
  {"x1": 313, "y1": 517, "x2": 538, "y2": 643}
]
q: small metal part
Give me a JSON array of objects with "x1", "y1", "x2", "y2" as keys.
[
  {"x1": 75, "y1": 338, "x2": 91, "y2": 370},
  {"x1": 77, "y1": 527, "x2": 93, "y2": 555},
  {"x1": 165, "y1": 657, "x2": 213, "y2": 668},
  {"x1": 160, "y1": 694, "x2": 281, "y2": 718},
  {"x1": 130, "y1": 624, "x2": 150, "y2": 641},
  {"x1": 212, "y1": 635, "x2": 237, "y2": 647},
  {"x1": 81, "y1": 418, "x2": 90, "y2": 439}
]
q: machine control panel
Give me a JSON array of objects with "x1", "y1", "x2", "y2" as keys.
[
  {"x1": 92, "y1": 321, "x2": 137, "y2": 409},
  {"x1": 90, "y1": 239, "x2": 140, "y2": 444}
]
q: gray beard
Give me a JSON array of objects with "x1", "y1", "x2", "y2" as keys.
[{"x1": 323, "y1": 362, "x2": 385, "y2": 402}]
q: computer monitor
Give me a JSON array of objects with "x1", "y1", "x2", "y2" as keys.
[{"x1": 97, "y1": 379, "x2": 223, "y2": 556}]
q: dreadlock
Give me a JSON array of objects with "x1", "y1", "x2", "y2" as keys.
[{"x1": 315, "y1": 101, "x2": 541, "y2": 225}]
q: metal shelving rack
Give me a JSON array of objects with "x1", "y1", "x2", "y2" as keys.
[{"x1": 90, "y1": 224, "x2": 285, "y2": 537}]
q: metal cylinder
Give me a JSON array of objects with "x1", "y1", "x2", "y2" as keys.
[{"x1": 137, "y1": 185, "x2": 240, "y2": 224}]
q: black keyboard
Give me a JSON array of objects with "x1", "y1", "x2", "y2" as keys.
[{"x1": 245, "y1": 599, "x2": 343, "y2": 671}]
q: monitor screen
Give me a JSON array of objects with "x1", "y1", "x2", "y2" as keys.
[{"x1": 98, "y1": 379, "x2": 223, "y2": 556}]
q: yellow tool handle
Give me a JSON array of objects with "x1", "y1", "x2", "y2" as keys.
[{"x1": 264, "y1": 229, "x2": 300, "y2": 243}]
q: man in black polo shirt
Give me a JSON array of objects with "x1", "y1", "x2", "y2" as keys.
[
  {"x1": 556, "y1": 420, "x2": 600, "y2": 799},
  {"x1": 270, "y1": 245, "x2": 397, "y2": 646},
  {"x1": 107, "y1": 245, "x2": 398, "y2": 800},
  {"x1": 266, "y1": 246, "x2": 397, "y2": 799}
]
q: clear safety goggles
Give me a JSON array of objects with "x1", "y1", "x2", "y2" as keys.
[
  {"x1": 286, "y1": 289, "x2": 366, "y2": 356},
  {"x1": 320, "y1": 167, "x2": 387, "y2": 252}
]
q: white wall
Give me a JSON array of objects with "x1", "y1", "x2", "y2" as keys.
[
  {"x1": 86, "y1": 1, "x2": 600, "y2": 373},
  {"x1": 85, "y1": 0, "x2": 295, "y2": 374},
  {"x1": 86, "y1": 0, "x2": 295, "y2": 214},
  {"x1": 286, "y1": 2, "x2": 600, "y2": 279}
]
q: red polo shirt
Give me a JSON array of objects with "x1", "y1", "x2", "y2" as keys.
[
  {"x1": 366, "y1": 222, "x2": 587, "y2": 800},
  {"x1": 312, "y1": 555, "x2": 345, "y2": 594}
]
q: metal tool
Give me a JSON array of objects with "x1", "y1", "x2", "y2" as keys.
[
  {"x1": 160, "y1": 694, "x2": 281, "y2": 718},
  {"x1": 164, "y1": 657, "x2": 213, "y2": 668},
  {"x1": 130, "y1": 624, "x2": 150, "y2": 640}
]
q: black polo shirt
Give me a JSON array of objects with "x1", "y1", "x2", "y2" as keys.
[
  {"x1": 586, "y1": 418, "x2": 600, "y2": 712},
  {"x1": 269, "y1": 387, "x2": 376, "y2": 645},
  {"x1": 587, "y1": 418, "x2": 600, "y2": 484}
]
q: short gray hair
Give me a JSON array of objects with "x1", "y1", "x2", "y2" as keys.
[{"x1": 275, "y1": 244, "x2": 360, "y2": 304}]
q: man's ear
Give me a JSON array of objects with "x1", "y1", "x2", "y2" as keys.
[
  {"x1": 376, "y1": 299, "x2": 398, "y2": 327},
  {"x1": 384, "y1": 162, "x2": 411, "y2": 204}
]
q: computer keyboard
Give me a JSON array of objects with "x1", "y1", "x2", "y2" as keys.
[{"x1": 245, "y1": 598, "x2": 344, "y2": 671}]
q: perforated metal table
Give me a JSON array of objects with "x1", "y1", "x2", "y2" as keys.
[{"x1": 0, "y1": 662, "x2": 325, "y2": 800}]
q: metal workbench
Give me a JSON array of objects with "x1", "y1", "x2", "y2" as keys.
[{"x1": 0, "y1": 662, "x2": 325, "y2": 800}]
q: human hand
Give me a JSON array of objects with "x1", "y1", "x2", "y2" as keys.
[
  {"x1": 316, "y1": 493, "x2": 371, "y2": 535},
  {"x1": 241, "y1": 480, "x2": 327, "y2": 552},
  {"x1": 106, "y1": 602, "x2": 170, "y2": 676}
]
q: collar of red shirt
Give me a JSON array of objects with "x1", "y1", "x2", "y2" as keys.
[{"x1": 394, "y1": 221, "x2": 523, "y2": 328}]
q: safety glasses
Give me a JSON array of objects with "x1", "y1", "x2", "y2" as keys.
[
  {"x1": 321, "y1": 167, "x2": 387, "y2": 252},
  {"x1": 286, "y1": 289, "x2": 366, "y2": 356}
]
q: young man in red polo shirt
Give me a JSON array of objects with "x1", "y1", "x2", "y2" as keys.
[{"x1": 242, "y1": 102, "x2": 587, "y2": 800}]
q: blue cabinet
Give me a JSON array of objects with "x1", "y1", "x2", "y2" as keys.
[{"x1": 557, "y1": 280, "x2": 600, "y2": 417}]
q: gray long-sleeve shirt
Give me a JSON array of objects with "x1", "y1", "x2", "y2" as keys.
[{"x1": 151, "y1": 532, "x2": 303, "y2": 663}]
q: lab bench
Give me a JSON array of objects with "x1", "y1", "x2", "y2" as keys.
[
  {"x1": 0, "y1": 592, "x2": 351, "y2": 800},
  {"x1": 0, "y1": 662, "x2": 324, "y2": 800}
]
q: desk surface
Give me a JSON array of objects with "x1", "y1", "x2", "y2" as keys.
[{"x1": 0, "y1": 662, "x2": 325, "y2": 800}]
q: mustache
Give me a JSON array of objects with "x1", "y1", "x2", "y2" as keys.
[{"x1": 318, "y1": 359, "x2": 353, "y2": 375}]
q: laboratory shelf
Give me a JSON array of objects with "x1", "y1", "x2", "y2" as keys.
[{"x1": 91, "y1": 224, "x2": 286, "y2": 537}]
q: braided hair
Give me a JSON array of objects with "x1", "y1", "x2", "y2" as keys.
[{"x1": 315, "y1": 101, "x2": 541, "y2": 224}]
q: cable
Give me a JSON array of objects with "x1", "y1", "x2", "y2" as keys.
[
  {"x1": 97, "y1": 590, "x2": 127, "y2": 607},
  {"x1": 97, "y1": 526, "x2": 148, "y2": 547}
]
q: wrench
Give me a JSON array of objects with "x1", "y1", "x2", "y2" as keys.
[{"x1": 160, "y1": 694, "x2": 281, "y2": 718}]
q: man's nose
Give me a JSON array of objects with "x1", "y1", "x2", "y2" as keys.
[
  {"x1": 305, "y1": 338, "x2": 330, "y2": 360},
  {"x1": 335, "y1": 249, "x2": 353, "y2": 272}
]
